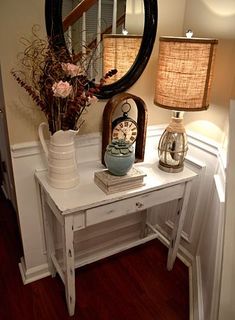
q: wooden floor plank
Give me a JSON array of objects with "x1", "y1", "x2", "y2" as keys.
[{"x1": 0, "y1": 190, "x2": 189, "y2": 320}]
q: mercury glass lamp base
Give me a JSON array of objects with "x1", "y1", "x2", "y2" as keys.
[{"x1": 158, "y1": 161, "x2": 184, "y2": 173}]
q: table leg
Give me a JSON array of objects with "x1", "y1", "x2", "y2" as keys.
[
  {"x1": 167, "y1": 181, "x2": 192, "y2": 271},
  {"x1": 40, "y1": 187, "x2": 56, "y2": 277},
  {"x1": 140, "y1": 210, "x2": 148, "y2": 238},
  {"x1": 63, "y1": 215, "x2": 75, "y2": 316}
]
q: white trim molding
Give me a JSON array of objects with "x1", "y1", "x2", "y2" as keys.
[
  {"x1": 194, "y1": 173, "x2": 225, "y2": 320},
  {"x1": 187, "y1": 130, "x2": 219, "y2": 156},
  {"x1": 19, "y1": 257, "x2": 50, "y2": 285}
]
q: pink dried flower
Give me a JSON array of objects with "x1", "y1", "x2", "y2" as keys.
[
  {"x1": 62, "y1": 62, "x2": 83, "y2": 78},
  {"x1": 52, "y1": 80, "x2": 72, "y2": 98},
  {"x1": 11, "y1": 27, "x2": 117, "y2": 133}
]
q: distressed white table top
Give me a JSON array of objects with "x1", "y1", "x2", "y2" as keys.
[{"x1": 35, "y1": 158, "x2": 197, "y2": 215}]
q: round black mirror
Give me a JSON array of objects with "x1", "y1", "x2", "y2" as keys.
[{"x1": 45, "y1": 0, "x2": 158, "y2": 99}]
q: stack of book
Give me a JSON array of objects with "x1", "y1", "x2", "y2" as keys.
[{"x1": 94, "y1": 166, "x2": 146, "y2": 194}]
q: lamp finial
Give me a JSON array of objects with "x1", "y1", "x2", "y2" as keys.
[{"x1": 186, "y1": 29, "x2": 193, "y2": 38}]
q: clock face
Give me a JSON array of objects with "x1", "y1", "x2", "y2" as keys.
[{"x1": 112, "y1": 119, "x2": 138, "y2": 144}]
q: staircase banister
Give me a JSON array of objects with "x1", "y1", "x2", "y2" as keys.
[
  {"x1": 72, "y1": 13, "x2": 126, "y2": 64},
  {"x1": 63, "y1": 0, "x2": 97, "y2": 32}
]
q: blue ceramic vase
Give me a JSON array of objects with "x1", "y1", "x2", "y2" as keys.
[{"x1": 104, "y1": 140, "x2": 135, "y2": 176}]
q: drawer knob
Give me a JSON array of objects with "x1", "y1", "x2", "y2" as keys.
[{"x1": 136, "y1": 202, "x2": 144, "y2": 209}]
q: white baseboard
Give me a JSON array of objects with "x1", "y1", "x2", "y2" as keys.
[
  {"x1": 178, "y1": 245, "x2": 195, "y2": 320},
  {"x1": 191, "y1": 255, "x2": 204, "y2": 320},
  {"x1": 19, "y1": 257, "x2": 50, "y2": 284}
]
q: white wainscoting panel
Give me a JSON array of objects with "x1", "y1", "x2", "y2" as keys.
[
  {"x1": 195, "y1": 174, "x2": 225, "y2": 320},
  {"x1": 11, "y1": 132, "x2": 103, "y2": 283},
  {"x1": 146, "y1": 127, "x2": 219, "y2": 258},
  {"x1": 146, "y1": 128, "x2": 225, "y2": 320}
]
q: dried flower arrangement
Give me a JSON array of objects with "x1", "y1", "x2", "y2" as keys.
[{"x1": 11, "y1": 27, "x2": 117, "y2": 134}]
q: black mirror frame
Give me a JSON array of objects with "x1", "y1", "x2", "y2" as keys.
[{"x1": 45, "y1": 0, "x2": 158, "y2": 99}]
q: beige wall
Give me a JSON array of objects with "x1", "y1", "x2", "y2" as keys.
[
  {"x1": 2, "y1": 0, "x2": 234, "y2": 145},
  {"x1": 0, "y1": 0, "x2": 46, "y2": 144},
  {"x1": 0, "y1": 0, "x2": 187, "y2": 145},
  {"x1": 183, "y1": 0, "x2": 235, "y2": 142}
]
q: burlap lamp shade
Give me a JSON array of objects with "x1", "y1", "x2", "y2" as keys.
[{"x1": 103, "y1": 34, "x2": 142, "y2": 84}]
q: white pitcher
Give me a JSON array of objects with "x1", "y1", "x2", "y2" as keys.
[{"x1": 38, "y1": 122, "x2": 79, "y2": 189}]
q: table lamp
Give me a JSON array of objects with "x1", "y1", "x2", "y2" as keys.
[
  {"x1": 154, "y1": 32, "x2": 218, "y2": 172},
  {"x1": 103, "y1": 34, "x2": 142, "y2": 84}
]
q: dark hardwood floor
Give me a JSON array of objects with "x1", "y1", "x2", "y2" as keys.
[{"x1": 0, "y1": 190, "x2": 189, "y2": 320}]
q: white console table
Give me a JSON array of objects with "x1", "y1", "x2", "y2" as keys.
[{"x1": 35, "y1": 160, "x2": 196, "y2": 316}]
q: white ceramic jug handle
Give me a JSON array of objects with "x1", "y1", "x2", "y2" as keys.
[{"x1": 38, "y1": 122, "x2": 49, "y2": 158}]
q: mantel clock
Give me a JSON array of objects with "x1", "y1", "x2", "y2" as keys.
[{"x1": 102, "y1": 92, "x2": 148, "y2": 165}]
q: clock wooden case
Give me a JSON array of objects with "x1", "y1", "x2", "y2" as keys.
[{"x1": 102, "y1": 92, "x2": 148, "y2": 165}]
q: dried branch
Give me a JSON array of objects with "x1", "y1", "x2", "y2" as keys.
[{"x1": 12, "y1": 26, "x2": 117, "y2": 134}]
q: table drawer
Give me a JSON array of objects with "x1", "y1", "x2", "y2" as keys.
[{"x1": 86, "y1": 183, "x2": 185, "y2": 226}]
